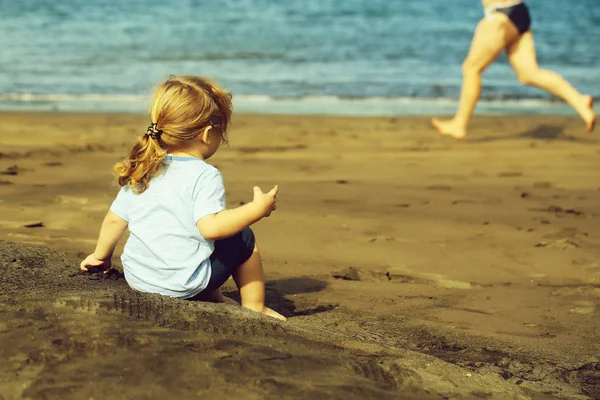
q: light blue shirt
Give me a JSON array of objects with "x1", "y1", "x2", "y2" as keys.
[{"x1": 110, "y1": 155, "x2": 226, "y2": 299}]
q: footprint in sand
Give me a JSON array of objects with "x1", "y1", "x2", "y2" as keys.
[
  {"x1": 551, "y1": 286, "x2": 599, "y2": 314},
  {"x1": 529, "y1": 205, "x2": 584, "y2": 216},
  {"x1": 452, "y1": 199, "x2": 476, "y2": 205},
  {"x1": 7, "y1": 232, "x2": 97, "y2": 245},
  {"x1": 437, "y1": 279, "x2": 473, "y2": 290},
  {"x1": 23, "y1": 221, "x2": 44, "y2": 228},
  {"x1": 570, "y1": 300, "x2": 595, "y2": 315},
  {"x1": 552, "y1": 287, "x2": 600, "y2": 298},
  {"x1": 54, "y1": 195, "x2": 89, "y2": 205},
  {"x1": 534, "y1": 239, "x2": 580, "y2": 249},
  {"x1": 535, "y1": 228, "x2": 591, "y2": 249},
  {"x1": 83, "y1": 204, "x2": 110, "y2": 212},
  {"x1": 0, "y1": 165, "x2": 20, "y2": 176},
  {"x1": 365, "y1": 235, "x2": 418, "y2": 244},
  {"x1": 533, "y1": 181, "x2": 553, "y2": 189},
  {"x1": 583, "y1": 263, "x2": 600, "y2": 272},
  {"x1": 333, "y1": 266, "x2": 474, "y2": 289},
  {"x1": 531, "y1": 217, "x2": 551, "y2": 224},
  {"x1": 0, "y1": 220, "x2": 44, "y2": 229},
  {"x1": 498, "y1": 172, "x2": 523, "y2": 178},
  {"x1": 545, "y1": 227, "x2": 588, "y2": 239},
  {"x1": 386, "y1": 266, "x2": 473, "y2": 289},
  {"x1": 426, "y1": 185, "x2": 452, "y2": 191}
]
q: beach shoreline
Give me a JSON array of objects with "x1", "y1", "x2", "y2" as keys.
[
  {"x1": 0, "y1": 95, "x2": 582, "y2": 117},
  {"x1": 1, "y1": 111, "x2": 599, "y2": 398}
]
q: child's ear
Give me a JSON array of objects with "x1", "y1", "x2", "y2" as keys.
[{"x1": 200, "y1": 126, "x2": 213, "y2": 144}]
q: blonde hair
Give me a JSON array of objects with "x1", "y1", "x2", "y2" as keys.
[{"x1": 114, "y1": 75, "x2": 232, "y2": 193}]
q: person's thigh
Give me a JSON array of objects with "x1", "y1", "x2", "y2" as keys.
[
  {"x1": 464, "y1": 15, "x2": 520, "y2": 71},
  {"x1": 202, "y1": 227, "x2": 256, "y2": 293},
  {"x1": 507, "y1": 31, "x2": 538, "y2": 76}
]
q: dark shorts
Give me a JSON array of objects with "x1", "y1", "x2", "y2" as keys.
[
  {"x1": 200, "y1": 227, "x2": 256, "y2": 294},
  {"x1": 495, "y1": 2, "x2": 531, "y2": 34}
]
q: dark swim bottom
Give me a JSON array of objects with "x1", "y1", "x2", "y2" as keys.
[
  {"x1": 198, "y1": 227, "x2": 256, "y2": 295},
  {"x1": 494, "y1": 2, "x2": 531, "y2": 34}
]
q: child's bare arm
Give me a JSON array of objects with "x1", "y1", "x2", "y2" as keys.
[
  {"x1": 93, "y1": 210, "x2": 128, "y2": 259},
  {"x1": 197, "y1": 185, "x2": 277, "y2": 240},
  {"x1": 80, "y1": 210, "x2": 128, "y2": 273}
]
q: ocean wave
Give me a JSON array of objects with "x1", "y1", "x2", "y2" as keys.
[
  {"x1": 0, "y1": 93, "x2": 147, "y2": 103},
  {"x1": 0, "y1": 92, "x2": 584, "y2": 106},
  {"x1": 0, "y1": 92, "x2": 583, "y2": 116}
]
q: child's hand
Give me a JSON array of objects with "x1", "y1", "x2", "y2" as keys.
[
  {"x1": 252, "y1": 185, "x2": 278, "y2": 218},
  {"x1": 80, "y1": 253, "x2": 112, "y2": 274}
]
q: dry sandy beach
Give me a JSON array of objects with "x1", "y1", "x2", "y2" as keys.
[{"x1": 1, "y1": 111, "x2": 599, "y2": 399}]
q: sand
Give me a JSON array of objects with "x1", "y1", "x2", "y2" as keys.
[{"x1": 1, "y1": 111, "x2": 599, "y2": 399}]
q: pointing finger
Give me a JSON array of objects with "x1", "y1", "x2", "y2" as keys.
[{"x1": 267, "y1": 185, "x2": 279, "y2": 197}]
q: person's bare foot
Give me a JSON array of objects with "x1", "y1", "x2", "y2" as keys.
[
  {"x1": 432, "y1": 117, "x2": 467, "y2": 139},
  {"x1": 196, "y1": 288, "x2": 239, "y2": 305},
  {"x1": 243, "y1": 304, "x2": 286, "y2": 320},
  {"x1": 262, "y1": 306, "x2": 287, "y2": 321},
  {"x1": 580, "y1": 95, "x2": 596, "y2": 132},
  {"x1": 218, "y1": 295, "x2": 240, "y2": 306}
]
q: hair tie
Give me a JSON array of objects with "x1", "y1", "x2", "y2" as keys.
[{"x1": 146, "y1": 123, "x2": 163, "y2": 140}]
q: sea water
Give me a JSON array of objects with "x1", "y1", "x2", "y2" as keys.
[{"x1": 0, "y1": 0, "x2": 598, "y2": 115}]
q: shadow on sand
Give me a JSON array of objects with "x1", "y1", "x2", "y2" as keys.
[
  {"x1": 225, "y1": 277, "x2": 336, "y2": 318},
  {"x1": 468, "y1": 124, "x2": 597, "y2": 144}
]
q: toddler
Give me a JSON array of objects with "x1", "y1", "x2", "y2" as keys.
[{"x1": 80, "y1": 75, "x2": 285, "y2": 321}]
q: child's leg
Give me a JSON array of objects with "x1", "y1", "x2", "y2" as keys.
[
  {"x1": 195, "y1": 227, "x2": 285, "y2": 320},
  {"x1": 232, "y1": 244, "x2": 286, "y2": 321},
  {"x1": 189, "y1": 229, "x2": 252, "y2": 305},
  {"x1": 192, "y1": 287, "x2": 239, "y2": 305}
]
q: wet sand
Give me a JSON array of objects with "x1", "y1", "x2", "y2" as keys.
[{"x1": 1, "y1": 111, "x2": 599, "y2": 399}]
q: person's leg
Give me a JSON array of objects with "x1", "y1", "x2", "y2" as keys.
[
  {"x1": 432, "y1": 14, "x2": 520, "y2": 139},
  {"x1": 232, "y1": 244, "x2": 286, "y2": 321},
  {"x1": 195, "y1": 227, "x2": 285, "y2": 320},
  {"x1": 188, "y1": 229, "x2": 252, "y2": 305},
  {"x1": 192, "y1": 287, "x2": 239, "y2": 305},
  {"x1": 507, "y1": 32, "x2": 596, "y2": 132}
]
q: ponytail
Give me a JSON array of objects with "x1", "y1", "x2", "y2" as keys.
[
  {"x1": 114, "y1": 75, "x2": 232, "y2": 194},
  {"x1": 113, "y1": 133, "x2": 167, "y2": 194}
]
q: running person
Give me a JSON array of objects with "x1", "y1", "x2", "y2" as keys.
[{"x1": 432, "y1": 0, "x2": 596, "y2": 139}]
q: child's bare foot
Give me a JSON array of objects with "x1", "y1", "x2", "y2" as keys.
[
  {"x1": 219, "y1": 295, "x2": 240, "y2": 306},
  {"x1": 263, "y1": 306, "x2": 286, "y2": 321},
  {"x1": 243, "y1": 304, "x2": 286, "y2": 321},
  {"x1": 432, "y1": 117, "x2": 467, "y2": 139},
  {"x1": 195, "y1": 288, "x2": 239, "y2": 305},
  {"x1": 580, "y1": 95, "x2": 596, "y2": 132}
]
